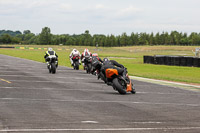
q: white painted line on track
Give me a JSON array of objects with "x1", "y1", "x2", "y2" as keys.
[
  {"x1": 81, "y1": 121, "x2": 99, "y2": 124},
  {"x1": 131, "y1": 76, "x2": 200, "y2": 89},
  {"x1": 0, "y1": 127, "x2": 200, "y2": 132},
  {"x1": 0, "y1": 98, "x2": 199, "y2": 107},
  {"x1": 131, "y1": 121, "x2": 163, "y2": 124},
  {"x1": 0, "y1": 87, "x2": 20, "y2": 89}
]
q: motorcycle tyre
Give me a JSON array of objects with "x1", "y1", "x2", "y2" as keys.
[
  {"x1": 113, "y1": 78, "x2": 127, "y2": 95},
  {"x1": 87, "y1": 63, "x2": 92, "y2": 74},
  {"x1": 51, "y1": 63, "x2": 56, "y2": 74},
  {"x1": 49, "y1": 68, "x2": 51, "y2": 73},
  {"x1": 85, "y1": 65, "x2": 89, "y2": 73},
  {"x1": 75, "y1": 61, "x2": 79, "y2": 70},
  {"x1": 48, "y1": 65, "x2": 51, "y2": 73}
]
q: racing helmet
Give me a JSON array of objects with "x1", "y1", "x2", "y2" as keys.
[
  {"x1": 92, "y1": 53, "x2": 98, "y2": 57},
  {"x1": 103, "y1": 58, "x2": 109, "y2": 62},
  {"x1": 48, "y1": 47, "x2": 53, "y2": 51},
  {"x1": 84, "y1": 48, "x2": 89, "y2": 53},
  {"x1": 73, "y1": 49, "x2": 77, "y2": 52}
]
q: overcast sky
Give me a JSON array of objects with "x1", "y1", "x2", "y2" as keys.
[{"x1": 0, "y1": 0, "x2": 200, "y2": 35}]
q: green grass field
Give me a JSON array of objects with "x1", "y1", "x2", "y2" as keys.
[{"x1": 0, "y1": 45, "x2": 200, "y2": 84}]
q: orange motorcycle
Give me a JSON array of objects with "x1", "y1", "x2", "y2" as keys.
[{"x1": 105, "y1": 68, "x2": 136, "y2": 94}]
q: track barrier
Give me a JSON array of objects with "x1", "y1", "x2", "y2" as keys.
[
  {"x1": 144, "y1": 55, "x2": 200, "y2": 67},
  {"x1": 0, "y1": 46, "x2": 15, "y2": 48}
]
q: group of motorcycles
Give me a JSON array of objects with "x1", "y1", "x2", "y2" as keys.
[
  {"x1": 71, "y1": 54, "x2": 136, "y2": 95},
  {"x1": 45, "y1": 52, "x2": 136, "y2": 95}
]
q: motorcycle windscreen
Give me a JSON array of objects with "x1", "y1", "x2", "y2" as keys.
[{"x1": 105, "y1": 69, "x2": 118, "y2": 78}]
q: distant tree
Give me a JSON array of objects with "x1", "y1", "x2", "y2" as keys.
[
  {"x1": 110, "y1": 34, "x2": 117, "y2": 47},
  {"x1": 0, "y1": 34, "x2": 12, "y2": 44},
  {"x1": 23, "y1": 30, "x2": 31, "y2": 35},
  {"x1": 164, "y1": 32, "x2": 170, "y2": 45},
  {"x1": 12, "y1": 37, "x2": 21, "y2": 44},
  {"x1": 149, "y1": 32, "x2": 154, "y2": 45},
  {"x1": 24, "y1": 33, "x2": 35, "y2": 44},
  {"x1": 2, "y1": 28, "x2": 200, "y2": 46},
  {"x1": 170, "y1": 31, "x2": 180, "y2": 45},
  {"x1": 0, "y1": 30, "x2": 22, "y2": 36},
  {"x1": 83, "y1": 30, "x2": 92, "y2": 46},
  {"x1": 138, "y1": 33, "x2": 149, "y2": 45},
  {"x1": 155, "y1": 33, "x2": 161, "y2": 45},
  {"x1": 120, "y1": 32, "x2": 128, "y2": 46},
  {"x1": 39, "y1": 27, "x2": 52, "y2": 45},
  {"x1": 189, "y1": 32, "x2": 200, "y2": 45}
]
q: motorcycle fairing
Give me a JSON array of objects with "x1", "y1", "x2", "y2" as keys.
[
  {"x1": 105, "y1": 69, "x2": 118, "y2": 79},
  {"x1": 126, "y1": 77, "x2": 132, "y2": 92}
]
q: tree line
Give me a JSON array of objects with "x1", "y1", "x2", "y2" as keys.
[{"x1": 0, "y1": 27, "x2": 200, "y2": 46}]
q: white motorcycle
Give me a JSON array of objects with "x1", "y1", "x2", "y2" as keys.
[{"x1": 47, "y1": 55, "x2": 58, "y2": 74}]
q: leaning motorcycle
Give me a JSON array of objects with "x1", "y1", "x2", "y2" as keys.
[
  {"x1": 91, "y1": 59, "x2": 102, "y2": 76},
  {"x1": 47, "y1": 55, "x2": 58, "y2": 74},
  {"x1": 72, "y1": 54, "x2": 80, "y2": 70},
  {"x1": 105, "y1": 68, "x2": 136, "y2": 94},
  {"x1": 84, "y1": 55, "x2": 92, "y2": 73}
]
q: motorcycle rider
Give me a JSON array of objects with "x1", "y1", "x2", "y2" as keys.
[
  {"x1": 91, "y1": 53, "x2": 103, "y2": 75},
  {"x1": 100, "y1": 58, "x2": 126, "y2": 83},
  {"x1": 44, "y1": 47, "x2": 58, "y2": 67},
  {"x1": 69, "y1": 49, "x2": 81, "y2": 66},
  {"x1": 81, "y1": 48, "x2": 92, "y2": 69},
  {"x1": 91, "y1": 53, "x2": 103, "y2": 62}
]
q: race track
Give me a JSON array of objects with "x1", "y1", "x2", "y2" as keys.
[{"x1": 0, "y1": 54, "x2": 200, "y2": 133}]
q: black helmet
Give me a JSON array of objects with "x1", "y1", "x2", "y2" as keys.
[{"x1": 103, "y1": 58, "x2": 109, "y2": 62}]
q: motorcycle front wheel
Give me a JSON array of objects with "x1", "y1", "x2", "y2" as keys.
[
  {"x1": 75, "y1": 61, "x2": 79, "y2": 70},
  {"x1": 87, "y1": 63, "x2": 92, "y2": 74},
  {"x1": 51, "y1": 63, "x2": 56, "y2": 74},
  {"x1": 48, "y1": 65, "x2": 51, "y2": 73},
  {"x1": 113, "y1": 78, "x2": 127, "y2": 95}
]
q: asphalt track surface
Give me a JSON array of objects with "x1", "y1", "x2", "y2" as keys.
[{"x1": 0, "y1": 54, "x2": 200, "y2": 133}]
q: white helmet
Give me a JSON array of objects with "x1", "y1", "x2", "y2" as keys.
[
  {"x1": 73, "y1": 49, "x2": 77, "y2": 52},
  {"x1": 84, "y1": 48, "x2": 89, "y2": 53},
  {"x1": 48, "y1": 47, "x2": 53, "y2": 51}
]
